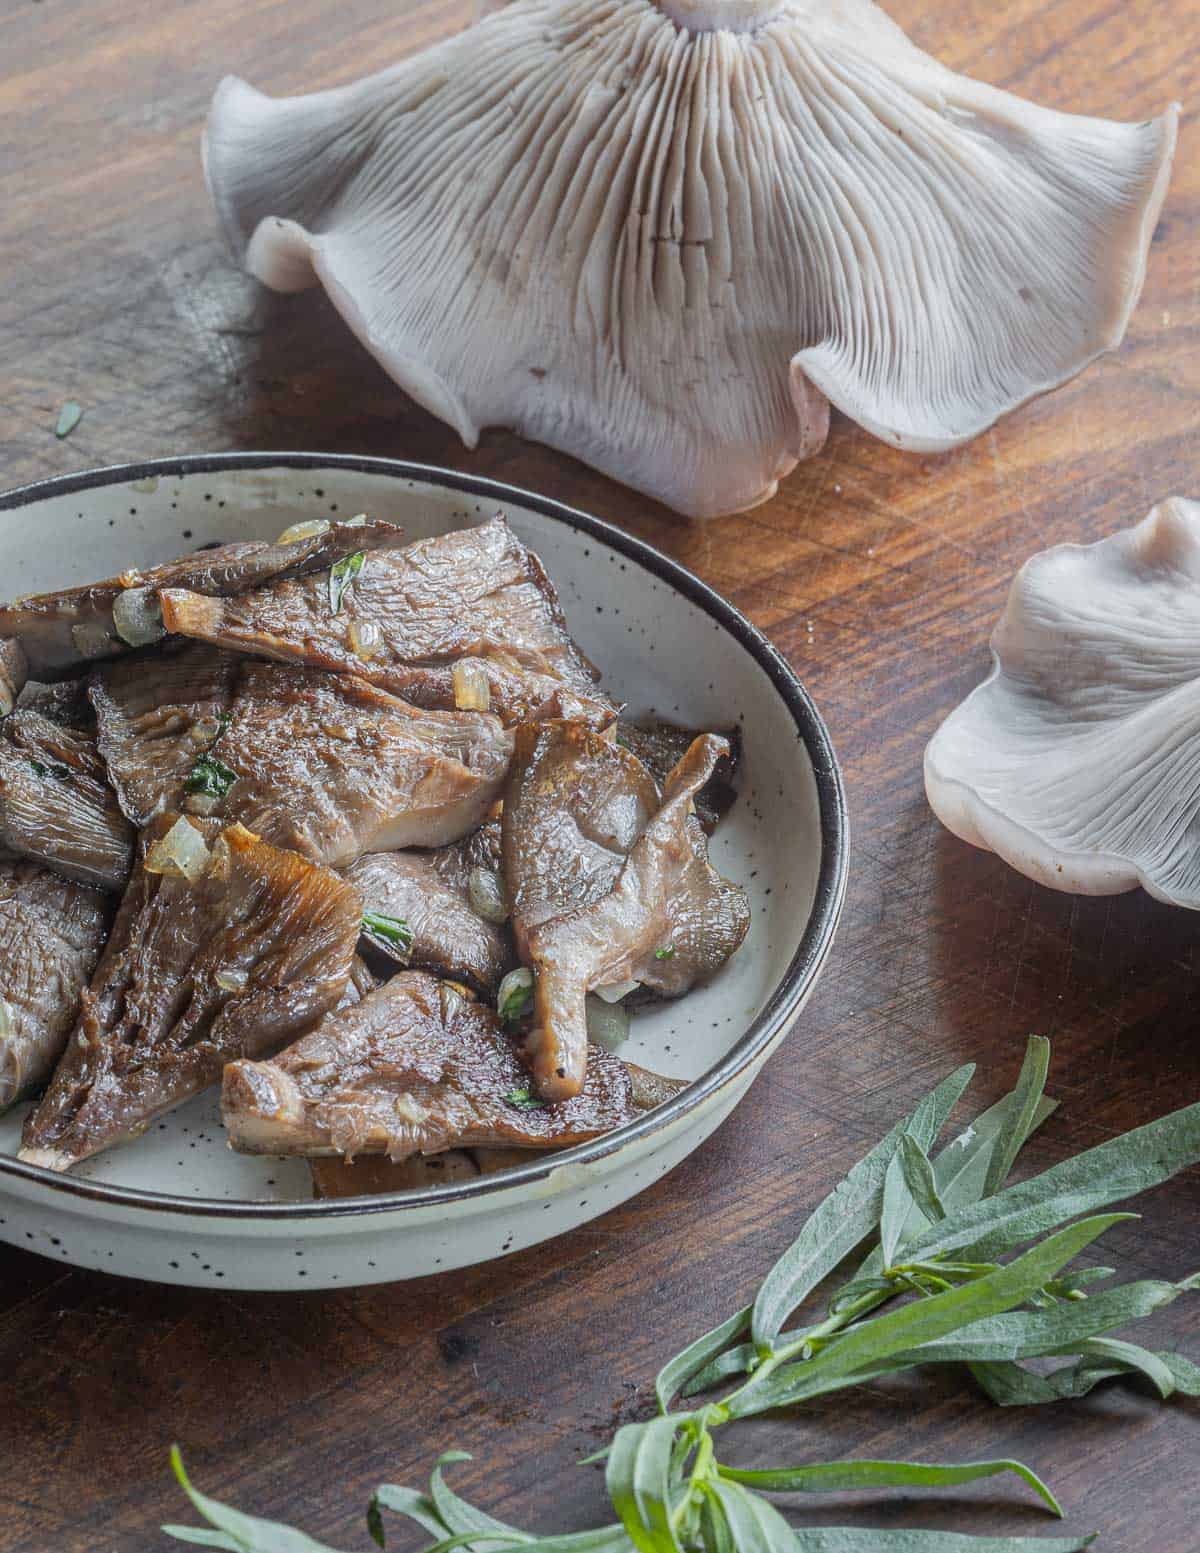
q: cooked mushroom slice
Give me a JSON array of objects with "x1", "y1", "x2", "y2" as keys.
[
  {"x1": 19, "y1": 817, "x2": 362, "y2": 1172},
  {"x1": 616, "y1": 718, "x2": 740, "y2": 835},
  {"x1": 522, "y1": 733, "x2": 749, "y2": 1099},
  {"x1": 349, "y1": 840, "x2": 515, "y2": 995},
  {"x1": 159, "y1": 517, "x2": 615, "y2": 727},
  {"x1": 926, "y1": 496, "x2": 1200, "y2": 905},
  {"x1": 92, "y1": 644, "x2": 240, "y2": 826},
  {"x1": 222, "y1": 969, "x2": 684, "y2": 1160},
  {"x1": 205, "y1": 0, "x2": 1176, "y2": 517},
  {"x1": 503, "y1": 720, "x2": 661, "y2": 946},
  {"x1": 17, "y1": 676, "x2": 94, "y2": 729},
  {"x1": 95, "y1": 651, "x2": 512, "y2": 864},
  {"x1": 0, "y1": 517, "x2": 406, "y2": 678},
  {"x1": 339, "y1": 955, "x2": 380, "y2": 1009},
  {"x1": 0, "y1": 639, "x2": 27, "y2": 719},
  {"x1": 0, "y1": 861, "x2": 110, "y2": 1110},
  {"x1": 0, "y1": 709, "x2": 134, "y2": 889}
]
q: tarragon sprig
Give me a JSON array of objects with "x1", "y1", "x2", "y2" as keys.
[{"x1": 164, "y1": 1038, "x2": 1200, "y2": 1552}]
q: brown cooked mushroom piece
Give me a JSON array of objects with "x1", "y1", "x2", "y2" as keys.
[
  {"x1": 0, "y1": 707, "x2": 134, "y2": 890},
  {"x1": 0, "y1": 517, "x2": 406, "y2": 678},
  {"x1": 19, "y1": 816, "x2": 362, "y2": 1172},
  {"x1": 0, "y1": 859, "x2": 111, "y2": 1110},
  {"x1": 504, "y1": 722, "x2": 749, "y2": 1099},
  {"x1": 158, "y1": 516, "x2": 616, "y2": 728},
  {"x1": 221, "y1": 969, "x2": 685, "y2": 1160}
]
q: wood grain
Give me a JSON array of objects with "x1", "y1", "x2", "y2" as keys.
[{"x1": 1, "y1": 0, "x2": 1197, "y2": 1547}]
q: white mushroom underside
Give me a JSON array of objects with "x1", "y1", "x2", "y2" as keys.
[
  {"x1": 205, "y1": 0, "x2": 1175, "y2": 517},
  {"x1": 926, "y1": 498, "x2": 1200, "y2": 907}
]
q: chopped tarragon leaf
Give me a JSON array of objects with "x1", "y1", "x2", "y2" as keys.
[
  {"x1": 184, "y1": 753, "x2": 237, "y2": 800},
  {"x1": 362, "y1": 910, "x2": 413, "y2": 955},
  {"x1": 503, "y1": 1085, "x2": 546, "y2": 1111},
  {"x1": 497, "y1": 967, "x2": 534, "y2": 1026},
  {"x1": 328, "y1": 550, "x2": 367, "y2": 615},
  {"x1": 655, "y1": 945, "x2": 676, "y2": 960},
  {"x1": 54, "y1": 401, "x2": 83, "y2": 439},
  {"x1": 29, "y1": 759, "x2": 72, "y2": 782}
]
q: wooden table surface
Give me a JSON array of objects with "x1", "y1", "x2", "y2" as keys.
[{"x1": 2, "y1": 0, "x2": 1198, "y2": 1547}]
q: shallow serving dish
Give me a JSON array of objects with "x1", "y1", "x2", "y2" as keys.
[{"x1": 0, "y1": 454, "x2": 846, "y2": 1289}]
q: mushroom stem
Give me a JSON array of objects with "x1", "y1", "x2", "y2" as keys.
[{"x1": 655, "y1": 0, "x2": 784, "y2": 31}]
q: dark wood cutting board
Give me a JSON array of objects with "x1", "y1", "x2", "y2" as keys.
[{"x1": 1, "y1": 0, "x2": 1196, "y2": 1547}]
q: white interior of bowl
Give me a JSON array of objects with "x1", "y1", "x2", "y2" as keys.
[{"x1": 0, "y1": 462, "x2": 823, "y2": 1202}]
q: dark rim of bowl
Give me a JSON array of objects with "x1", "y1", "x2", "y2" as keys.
[{"x1": 0, "y1": 453, "x2": 848, "y2": 1219}]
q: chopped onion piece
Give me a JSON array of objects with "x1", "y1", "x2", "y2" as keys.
[
  {"x1": 586, "y1": 994, "x2": 630, "y2": 1051},
  {"x1": 348, "y1": 619, "x2": 383, "y2": 661},
  {"x1": 215, "y1": 968, "x2": 248, "y2": 993},
  {"x1": 276, "y1": 518, "x2": 331, "y2": 544},
  {"x1": 594, "y1": 978, "x2": 639, "y2": 1004},
  {"x1": 346, "y1": 513, "x2": 370, "y2": 527},
  {"x1": 112, "y1": 587, "x2": 166, "y2": 648},
  {"x1": 0, "y1": 998, "x2": 14, "y2": 1042},
  {"x1": 497, "y1": 966, "x2": 533, "y2": 1025},
  {"x1": 144, "y1": 817, "x2": 211, "y2": 883},
  {"x1": 452, "y1": 659, "x2": 491, "y2": 712},
  {"x1": 468, "y1": 866, "x2": 508, "y2": 924}
]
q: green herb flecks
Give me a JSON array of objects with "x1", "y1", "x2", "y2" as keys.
[
  {"x1": 29, "y1": 759, "x2": 72, "y2": 782},
  {"x1": 361, "y1": 910, "x2": 413, "y2": 957},
  {"x1": 328, "y1": 550, "x2": 366, "y2": 615},
  {"x1": 503, "y1": 1086, "x2": 545, "y2": 1112},
  {"x1": 54, "y1": 402, "x2": 83, "y2": 439},
  {"x1": 184, "y1": 753, "x2": 237, "y2": 801},
  {"x1": 165, "y1": 1036, "x2": 1200, "y2": 1553},
  {"x1": 655, "y1": 945, "x2": 675, "y2": 960}
]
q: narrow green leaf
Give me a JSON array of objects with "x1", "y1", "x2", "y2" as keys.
[
  {"x1": 891, "y1": 1278, "x2": 1187, "y2": 1365},
  {"x1": 983, "y1": 1037, "x2": 1051, "y2": 1198},
  {"x1": 429, "y1": 1453, "x2": 527, "y2": 1543},
  {"x1": 679, "y1": 1342, "x2": 757, "y2": 1399},
  {"x1": 166, "y1": 1446, "x2": 349, "y2": 1552},
  {"x1": 161, "y1": 1531, "x2": 244, "y2": 1551},
  {"x1": 898, "y1": 1135, "x2": 947, "y2": 1225},
  {"x1": 1072, "y1": 1338, "x2": 1177, "y2": 1398},
  {"x1": 789, "y1": 1532, "x2": 1095, "y2": 1552},
  {"x1": 751, "y1": 1063, "x2": 975, "y2": 1347},
  {"x1": 972, "y1": 1338, "x2": 1200, "y2": 1407},
  {"x1": 361, "y1": 910, "x2": 413, "y2": 956},
  {"x1": 655, "y1": 1305, "x2": 751, "y2": 1411},
  {"x1": 906, "y1": 1100, "x2": 1200, "y2": 1265},
  {"x1": 704, "y1": 1480, "x2": 795, "y2": 1552},
  {"x1": 728, "y1": 1215, "x2": 1131, "y2": 1416},
  {"x1": 54, "y1": 401, "x2": 83, "y2": 438},
  {"x1": 367, "y1": 1495, "x2": 388, "y2": 1550},
  {"x1": 718, "y1": 1457, "x2": 1061, "y2": 1516},
  {"x1": 371, "y1": 1485, "x2": 451, "y2": 1541},
  {"x1": 880, "y1": 1145, "x2": 916, "y2": 1270},
  {"x1": 606, "y1": 1418, "x2": 684, "y2": 1553},
  {"x1": 698, "y1": 1491, "x2": 735, "y2": 1553}
]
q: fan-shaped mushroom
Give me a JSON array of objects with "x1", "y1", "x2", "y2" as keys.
[
  {"x1": 205, "y1": 0, "x2": 1176, "y2": 517},
  {"x1": 925, "y1": 498, "x2": 1200, "y2": 907}
]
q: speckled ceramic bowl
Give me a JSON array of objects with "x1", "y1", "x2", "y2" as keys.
[{"x1": 0, "y1": 455, "x2": 846, "y2": 1289}]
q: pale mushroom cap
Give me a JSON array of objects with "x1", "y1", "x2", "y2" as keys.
[
  {"x1": 205, "y1": 0, "x2": 1176, "y2": 518},
  {"x1": 926, "y1": 498, "x2": 1200, "y2": 907}
]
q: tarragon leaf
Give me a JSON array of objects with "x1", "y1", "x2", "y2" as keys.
[
  {"x1": 655, "y1": 1305, "x2": 751, "y2": 1412},
  {"x1": 983, "y1": 1037, "x2": 1051, "y2": 1198},
  {"x1": 369, "y1": 1485, "x2": 449, "y2": 1545},
  {"x1": 679, "y1": 1342, "x2": 757, "y2": 1399},
  {"x1": 905, "y1": 1099, "x2": 1200, "y2": 1265},
  {"x1": 898, "y1": 1135, "x2": 946, "y2": 1227},
  {"x1": 703, "y1": 1480, "x2": 795, "y2": 1552},
  {"x1": 751, "y1": 1063, "x2": 975, "y2": 1348},
  {"x1": 55, "y1": 401, "x2": 83, "y2": 439},
  {"x1": 606, "y1": 1418, "x2": 685, "y2": 1553},
  {"x1": 185, "y1": 753, "x2": 238, "y2": 800},
  {"x1": 880, "y1": 1145, "x2": 916, "y2": 1271},
  {"x1": 428, "y1": 1453, "x2": 526, "y2": 1544},
  {"x1": 717, "y1": 1456, "x2": 1061, "y2": 1516},
  {"x1": 328, "y1": 551, "x2": 366, "y2": 615},
  {"x1": 164, "y1": 1447, "x2": 351, "y2": 1552},
  {"x1": 728, "y1": 1214, "x2": 1131, "y2": 1416},
  {"x1": 788, "y1": 1532, "x2": 1095, "y2": 1552},
  {"x1": 361, "y1": 910, "x2": 414, "y2": 956}
]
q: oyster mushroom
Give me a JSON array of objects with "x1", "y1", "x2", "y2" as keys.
[
  {"x1": 205, "y1": 0, "x2": 1176, "y2": 518},
  {"x1": 925, "y1": 498, "x2": 1200, "y2": 907}
]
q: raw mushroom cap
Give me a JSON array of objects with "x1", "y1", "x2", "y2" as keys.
[
  {"x1": 205, "y1": 0, "x2": 1175, "y2": 518},
  {"x1": 925, "y1": 498, "x2": 1200, "y2": 907}
]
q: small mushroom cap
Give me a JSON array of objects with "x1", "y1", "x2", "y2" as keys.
[
  {"x1": 205, "y1": 0, "x2": 1176, "y2": 517},
  {"x1": 926, "y1": 498, "x2": 1200, "y2": 907}
]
